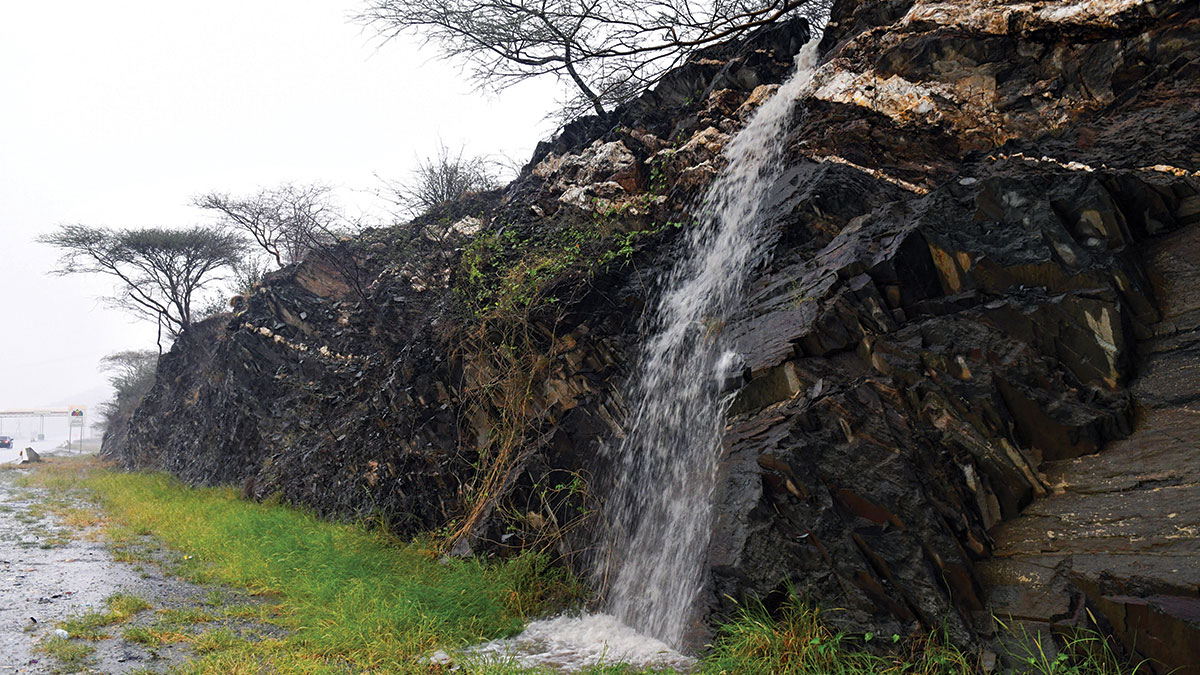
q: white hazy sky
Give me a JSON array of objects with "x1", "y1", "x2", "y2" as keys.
[{"x1": 0, "y1": 0, "x2": 559, "y2": 432}]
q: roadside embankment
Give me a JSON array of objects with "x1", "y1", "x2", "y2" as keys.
[
  {"x1": 6, "y1": 458, "x2": 1144, "y2": 674},
  {"x1": 0, "y1": 458, "x2": 270, "y2": 673},
  {"x1": 10, "y1": 457, "x2": 582, "y2": 673}
]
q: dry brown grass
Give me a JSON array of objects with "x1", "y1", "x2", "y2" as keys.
[{"x1": 60, "y1": 506, "x2": 105, "y2": 529}]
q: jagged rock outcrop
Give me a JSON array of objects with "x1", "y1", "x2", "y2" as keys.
[
  {"x1": 981, "y1": 220, "x2": 1200, "y2": 671},
  {"x1": 117, "y1": 232, "x2": 481, "y2": 530},
  {"x1": 699, "y1": 1, "x2": 1199, "y2": 669},
  {"x1": 107, "y1": 0, "x2": 1200, "y2": 671}
]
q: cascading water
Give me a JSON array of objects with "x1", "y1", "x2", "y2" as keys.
[
  {"x1": 599, "y1": 36, "x2": 823, "y2": 649},
  {"x1": 461, "y1": 31, "x2": 823, "y2": 673}
]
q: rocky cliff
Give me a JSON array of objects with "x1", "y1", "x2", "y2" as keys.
[{"x1": 107, "y1": 0, "x2": 1200, "y2": 671}]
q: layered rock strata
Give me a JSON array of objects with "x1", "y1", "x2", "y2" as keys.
[{"x1": 108, "y1": 0, "x2": 1200, "y2": 670}]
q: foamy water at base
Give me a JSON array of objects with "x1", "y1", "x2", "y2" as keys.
[{"x1": 435, "y1": 613, "x2": 696, "y2": 672}]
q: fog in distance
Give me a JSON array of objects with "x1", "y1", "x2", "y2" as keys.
[{"x1": 0, "y1": 1, "x2": 556, "y2": 435}]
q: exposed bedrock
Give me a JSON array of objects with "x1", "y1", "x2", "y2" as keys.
[
  {"x1": 108, "y1": 0, "x2": 1200, "y2": 670},
  {"x1": 703, "y1": 2, "x2": 1200, "y2": 669},
  {"x1": 979, "y1": 222, "x2": 1200, "y2": 673}
]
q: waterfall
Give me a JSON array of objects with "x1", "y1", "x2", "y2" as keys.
[
  {"x1": 599, "y1": 38, "x2": 823, "y2": 649},
  {"x1": 461, "y1": 32, "x2": 825, "y2": 673}
]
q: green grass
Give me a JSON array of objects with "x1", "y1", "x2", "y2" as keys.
[
  {"x1": 18, "y1": 458, "x2": 1145, "y2": 675},
  {"x1": 455, "y1": 662, "x2": 677, "y2": 674},
  {"x1": 37, "y1": 636, "x2": 95, "y2": 672},
  {"x1": 700, "y1": 599, "x2": 975, "y2": 675},
  {"x1": 57, "y1": 592, "x2": 152, "y2": 640},
  {"x1": 122, "y1": 624, "x2": 166, "y2": 646},
  {"x1": 159, "y1": 606, "x2": 216, "y2": 625},
  {"x1": 995, "y1": 613, "x2": 1147, "y2": 675},
  {"x1": 108, "y1": 591, "x2": 153, "y2": 618},
  {"x1": 192, "y1": 627, "x2": 245, "y2": 654},
  {"x1": 24, "y1": 458, "x2": 583, "y2": 672},
  {"x1": 699, "y1": 599, "x2": 1145, "y2": 675}
]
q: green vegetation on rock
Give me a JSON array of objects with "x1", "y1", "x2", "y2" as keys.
[{"x1": 456, "y1": 213, "x2": 674, "y2": 320}]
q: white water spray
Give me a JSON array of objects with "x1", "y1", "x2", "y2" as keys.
[
  {"x1": 463, "y1": 34, "x2": 824, "y2": 672},
  {"x1": 598, "y1": 37, "x2": 823, "y2": 649}
]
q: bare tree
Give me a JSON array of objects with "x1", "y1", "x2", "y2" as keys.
[
  {"x1": 96, "y1": 349, "x2": 159, "y2": 456},
  {"x1": 195, "y1": 183, "x2": 374, "y2": 302},
  {"x1": 39, "y1": 225, "x2": 245, "y2": 349},
  {"x1": 380, "y1": 142, "x2": 505, "y2": 217},
  {"x1": 358, "y1": 0, "x2": 827, "y2": 119},
  {"x1": 194, "y1": 184, "x2": 341, "y2": 268}
]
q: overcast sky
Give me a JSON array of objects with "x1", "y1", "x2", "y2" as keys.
[{"x1": 0, "y1": 1, "x2": 558, "y2": 433}]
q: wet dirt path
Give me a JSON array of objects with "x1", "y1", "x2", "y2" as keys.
[{"x1": 0, "y1": 459, "x2": 263, "y2": 673}]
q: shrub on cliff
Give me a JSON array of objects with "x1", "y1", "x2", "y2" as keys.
[{"x1": 381, "y1": 141, "x2": 508, "y2": 218}]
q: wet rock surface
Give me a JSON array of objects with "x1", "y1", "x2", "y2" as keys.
[
  {"x1": 981, "y1": 222, "x2": 1200, "y2": 673},
  {"x1": 701, "y1": 2, "x2": 1200, "y2": 669},
  {"x1": 107, "y1": 13, "x2": 817, "y2": 545},
  {"x1": 108, "y1": 0, "x2": 1200, "y2": 670}
]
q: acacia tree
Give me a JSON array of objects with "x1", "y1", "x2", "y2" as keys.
[
  {"x1": 359, "y1": 0, "x2": 827, "y2": 119},
  {"x1": 40, "y1": 225, "x2": 245, "y2": 349},
  {"x1": 100, "y1": 349, "x2": 159, "y2": 393},
  {"x1": 96, "y1": 349, "x2": 159, "y2": 429},
  {"x1": 95, "y1": 348, "x2": 160, "y2": 459}
]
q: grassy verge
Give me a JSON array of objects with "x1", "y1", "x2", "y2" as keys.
[
  {"x1": 18, "y1": 458, "x2": 1143, "y2": 674},
  {"x1": 701, "y1": 600, "x2": 1142, "y2": 675},
  {"x1": 703, "y1": 600, "x2": 973, "y2": 675},
  {"x1": 21, "y1": 457, "x2": 582, "y2": 673},
  {"x1": 58, "y1": 592, "x2": 153, "y2": 640}
]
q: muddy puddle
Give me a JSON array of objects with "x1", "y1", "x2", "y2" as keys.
[{"x1": 0, "y1": 453, "x2": 274, "y2": 673}]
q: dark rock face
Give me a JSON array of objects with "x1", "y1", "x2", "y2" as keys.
[
  {"x1": 980, "y1": 222, "x2": 1200, "y2": 672},
  {"x1": 117, "y1": 239, "x2": 474, "y2": 531},
  {"x1": 694, "y1": 1, "x2": 1200, "y2": 670},
  {"x1": 108, "y1": 18, "x2": 815, "y2": 533},
  {"x1": 711, "y1": 165, "x2": 1196, "y2": 648},
  {"x1": 108, "y1": 0, "x2": 1200, "y2": 671}
]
